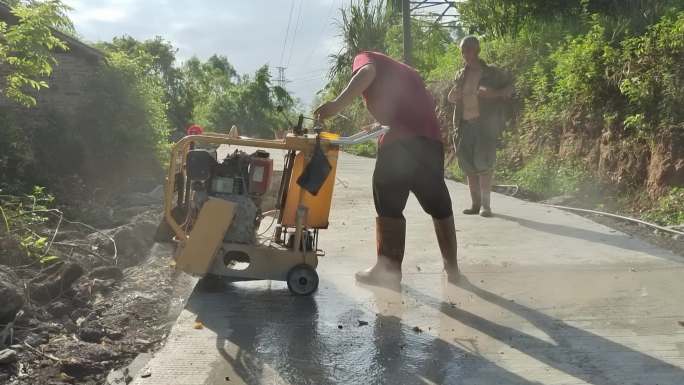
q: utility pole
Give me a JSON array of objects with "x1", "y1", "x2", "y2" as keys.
[{"x1": 402, "y1": 0, "x2": 412, "y2": 66}]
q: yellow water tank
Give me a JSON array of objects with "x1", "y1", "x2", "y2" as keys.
[{"x1": 281, "y1": 147, "x2": 339, "y2": 229}]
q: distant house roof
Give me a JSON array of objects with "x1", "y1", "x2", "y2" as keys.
[{"x1": 0, "y1": 2, "x2": 104, "y2": 62}]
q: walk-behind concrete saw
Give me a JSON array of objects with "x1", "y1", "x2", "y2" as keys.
[{"x1": 157, "y1": 122, "x2": 387, "y2": 295}]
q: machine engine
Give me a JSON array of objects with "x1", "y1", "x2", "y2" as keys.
[{"x1": 186, "y1": 148, "x2": 274, "y2": 245}]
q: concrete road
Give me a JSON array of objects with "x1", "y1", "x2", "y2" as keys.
[{"x1": 133, "y1": 151, "x2": 684, "y2": 385}]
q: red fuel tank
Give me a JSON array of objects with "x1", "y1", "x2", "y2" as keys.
[{"x1": 249, "y1": 154, "x2": 273, "y2": 195}]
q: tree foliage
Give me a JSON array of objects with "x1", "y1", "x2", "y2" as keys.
[
  {"x1": 616, "y1": 11, "x2": 684, "y2": 133},
  {"x1": 327, "y1": 0, "x2": 390, "y2": 94},
  {"x1": 190, "y1": 62, "x2": 294, "y2": 138},
  {"x1": 78, "y1": 50, "x2": 170, "y2": 164},
  {"x1": 97, "y1": 35, "x2": 191, "y2": 131},
  {"x1": 321, "y1": 0, "x2": 684, "y2": 218},
  {"x1": 385, "y1": 21, "x2": 452, "y2": 76},
  {"x1": 456, "y1": 0, "x2": 684, "y2": 37},
  {"x1": 97, "y1": 36, "x2": 298, "y2": 139},
  {"x1": 0, "y1": 0, "x2": 72, "y2": 106},
  {"x1": 0, "y1": 3, "x2": 299, "y2": 193}
]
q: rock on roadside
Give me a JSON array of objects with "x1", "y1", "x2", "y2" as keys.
[
  {"x1": 89, "y1": 266, "x2": 124, "y2": 281},
  {"x1": 0, "y1": 265, "x2": 24, "y2": 323},
  {"x1": 0, "y1": 349, "x2": 17, "y2": 364},
  {"x1": 58, "y1": 340, "x2": 118, "y2": 378},
  {"x1": 28, "y1": 262, "x2": 84, "y2": 304},
  {"x1": 88, "y1": 211, "x2": 160, "y2": 267}
]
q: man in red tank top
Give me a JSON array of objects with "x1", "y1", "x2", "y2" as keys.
[{"x1": 315, "y1": 51, "x2": 459, "y2": 288}]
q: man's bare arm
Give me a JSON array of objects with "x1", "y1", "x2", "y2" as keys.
[
  {"x1": 314, "y1": 64, "x2": 376, "y2": 120},
  {"x1": 477, "y1": 86, "x2": 513, "y2": 99},
  {"x1": 478, "y1": 70, "x2": 514, "y2": 99}
]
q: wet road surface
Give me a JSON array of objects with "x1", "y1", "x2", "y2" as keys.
[{"x1": 133, "y1": 151, "x2": 684, "y2": 385}]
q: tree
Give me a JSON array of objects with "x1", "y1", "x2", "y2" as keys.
[
  {"x1": 456, "y1": 0, "x2": 580, "y2": 37},
  {"x1": 78, "y1": 50, "x2": 170, "y2": 163},
  {"x1": 455, "y1": 0, "x2": 684, "y2": 38},
  {"x1": 327, "y1": 0, "x2": 391, "y2": 93},
  {"x1": 385, "y1": 20, "x2": 453, "y2": 76},
  {"x1": 95, "y1": 42, "x2": 298, "y2": 139},
  {"x1": 191, "y1": 62, "x2": 295, "y2": 138},
  {"x1": 0, "y1": 0, "x2": 73, "y2": 106},
  {"x1": 97, "y1": 35, "x2": 193, "y2": 130}
]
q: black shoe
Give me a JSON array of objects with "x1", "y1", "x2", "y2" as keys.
[{"x1": 463, "y1": 207, "x2": 481, "y2": 215}]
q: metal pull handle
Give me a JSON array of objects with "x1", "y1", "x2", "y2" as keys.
[{"x1": 329, "y1": 125, "x2": 390, "y2": 146}]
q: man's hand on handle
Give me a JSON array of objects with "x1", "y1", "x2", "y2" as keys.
[
  {"x1": 314, "y1": 100, "x2": 343, "y2": 121},
  {"x1": 314, "y1": 63, "x2": 376, "y2": 122}
]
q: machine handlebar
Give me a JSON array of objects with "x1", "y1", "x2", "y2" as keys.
[{"x1": 327, "y1": 125, "x2": 389, "y2": 146}]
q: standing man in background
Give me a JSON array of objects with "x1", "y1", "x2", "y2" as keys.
[
  {"x1": 449, "y1": 36, "x2": 514, "y2": 217},
  {"x1": 315, "y1": 51, "x2": 459, "y2": 288}
]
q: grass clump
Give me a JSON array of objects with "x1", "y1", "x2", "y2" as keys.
[{"x1": 642, "y1": 188, "x2": 684, "y2": 226}]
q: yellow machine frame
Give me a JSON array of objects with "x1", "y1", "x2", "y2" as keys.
[{"x1": 163, "y1": 132, "x2": 340, "y2": 294}]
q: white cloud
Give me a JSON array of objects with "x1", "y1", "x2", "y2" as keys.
[
  {"x1": 71, "y1": 7, "x2": 127, "y2": 23},
  {"x1": 64, "y1": 0, "x2": 343, "y2": 108}
]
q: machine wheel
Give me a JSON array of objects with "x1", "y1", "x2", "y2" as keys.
[{"x1": 287, "y1": 264, "x2": 319, "y2": 296}]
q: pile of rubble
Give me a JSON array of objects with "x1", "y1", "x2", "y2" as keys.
[{"x1": 0, "y1": 186, "x2": 193, "y2": 385}]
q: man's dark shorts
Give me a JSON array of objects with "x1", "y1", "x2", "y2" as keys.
[
  {"x1": 457, "y1": 118, "x2": 497, "y2": 176},
  {"x1": 373, "y1": 137, "x2": 453, "y2": 220}
]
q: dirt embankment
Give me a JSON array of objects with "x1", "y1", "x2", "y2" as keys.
[
  {"x1": 0, "y1": 187, "x2": 193, "y2": 385},
  {"x1": 563, "y1": 124, "x2": 684, "y2": 198}
]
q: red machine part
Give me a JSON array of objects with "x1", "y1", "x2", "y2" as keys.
[
  {"x1": 187, "y1": 124, "x2": 204, "y2": 135},
  {"x1": 249, "y1": 156, "x2": 273, "y2": 195}
]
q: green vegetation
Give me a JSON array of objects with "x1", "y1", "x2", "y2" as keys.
[
  {"x1": 445, "y1": 161, "x2": 465, "y2": 183},
  {"x1": 0, "y1": 0, "x2": 681, "y2": 225},
  {"x1": 186, "y1": 61, "x2": 295, "y2": 137},
  {"x1": 0, "y1": 109, "x2": 34, "y2": 186},
  {"x1": 0, "y1": 186, "x2": 59, "y2": 265},
  {"x1": 0, "y1": 1, "x2": 299, "y2": 198},
  {"x1": 0, "y1": 0, "x2": 72, "y2": 106},
  {"x1": 500, "y1": 153, "x2": 591, "y2": 198},
  {"x1": 78, "y1": 50, "x2": 171, "y2": 166},
  {"x1": 346, "y1": 141, "x2": 378, "y2": 158},
  {"x1": 322, "y1": 0, "x2": 684, "y2": 224},
  {"x1": 97, "y1": 36, "x2": 297, "y2": 140},
  {"x1": 643, "y1": 188, "x2": 684, "y2": 226}
]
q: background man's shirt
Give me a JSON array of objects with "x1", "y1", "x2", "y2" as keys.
[{"x1": 452, "y1": 59, "x2": 513, "y2": 138}]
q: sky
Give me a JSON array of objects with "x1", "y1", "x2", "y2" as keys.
[{"x1": 63, "y1": 0, "x2": 344, "y2": 109}]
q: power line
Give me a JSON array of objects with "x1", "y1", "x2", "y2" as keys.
[
  {"x1": 286, "y1": 0, "x2": 305, "y2": 68},
  {"x1": 302, "y1": 0, "x2": 339, "y2": 71},
  {"x1": 289, "y1": 73, "x2": 328, "y2": 82},
  {"x1": 279, "y1": 0, "x2": 297, "y2": 67},
  {"x1": 292, "y1": 77, "x2": 329, "y2": 84},
  {"x1": 288, "y1": 67, "x2": 330, "y2": 78}
]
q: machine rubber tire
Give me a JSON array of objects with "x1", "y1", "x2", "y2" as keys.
[{"x1": 287, "y1": 264, "x2": 319, "y2": 296}]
